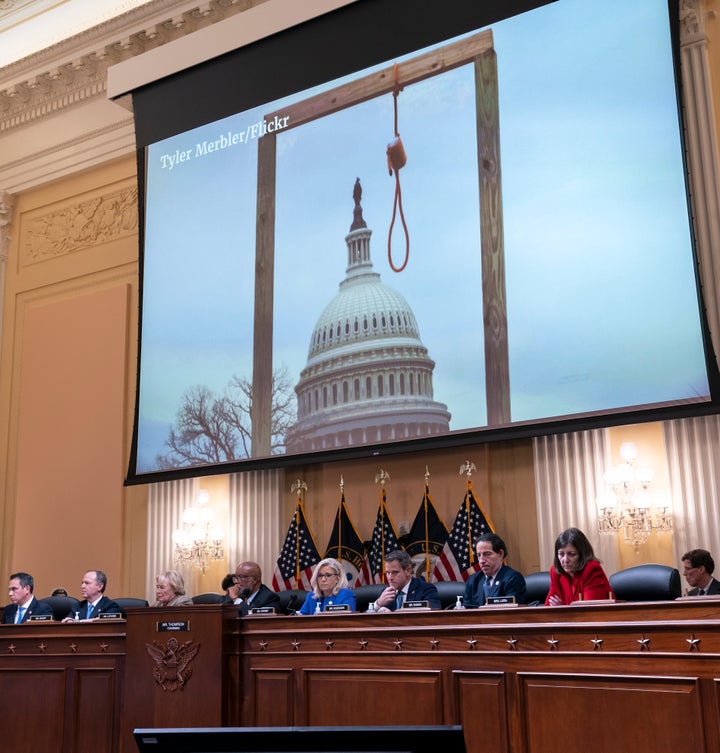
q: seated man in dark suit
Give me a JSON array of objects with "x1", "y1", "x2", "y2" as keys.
[
  {"x1": 464, "y1": 533, "x2": 527, "y2": 607},
  {"x1": 221, "y1": 561, "x2": 281, "y2": 615},
  {"x1": 372, "y1": 549, "x2": 440, "y2": 612},
  {"x1": 62, "y1": 570, "x2": 121, "y2": 622},
  {"x1": 682, "y1": 549, "x2": 720, "y2": 595},
  {"x1": 3, "y1": 572, "x2": 53, "y2": 623}
]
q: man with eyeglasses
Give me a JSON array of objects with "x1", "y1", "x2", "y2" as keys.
[
  {"x1": 463, "y1": 533, "x2": 526, "y2": 607},
  {"x1": 682, "y1": 549, "x2": 720, "y2": 596},
  {"x1": 221, "y1": 561, "x2": 280, "y2": 615}
]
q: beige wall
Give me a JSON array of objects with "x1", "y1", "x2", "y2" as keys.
[{"x1": 0, "y1": 155, "x2": 146, "y2": 597}]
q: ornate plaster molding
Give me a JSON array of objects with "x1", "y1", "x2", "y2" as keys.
[
  {"x1": 0, "y1": 190, "x2": 13, "y2": 264},
  {"x1": 20, "y1": 184, "x2": 138, "y2": 266},
  {"x1": 680, "y1": 0, "x2": 705, "y2": 41},
  {"x1": 0, "y1": 0, "x2": 267, "y2": 134}
]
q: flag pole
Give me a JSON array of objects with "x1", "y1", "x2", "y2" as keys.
[
  {"x1": 423, "y1": 465, "x2": 431, "y2": 581},
  {"x1": 459, "y1": 461, "x2": 477, "y2": 566},
  {"x1": 375, "y1": 469, "x2": 390, "y2": 578},
  {"x1": 338, "y1": 476, "x2": 344, "y2": 561},
  {"x1": 291, "y1": 479, "x2": 308, "y2": 583}
]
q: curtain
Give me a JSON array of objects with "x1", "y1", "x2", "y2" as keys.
[{"x1": 533, "y1": 429, "x2": 618, "y2": 574}]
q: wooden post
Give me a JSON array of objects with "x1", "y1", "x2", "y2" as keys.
[{"x1": 476, "y1": 47, "x2": 511, "y2": 425}]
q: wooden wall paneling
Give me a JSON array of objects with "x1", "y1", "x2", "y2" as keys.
[
  {"x1": 454, "y1": 671, "x2": 509, "y2": 753},
  {"x1": 249, "y1": 668, "x2": 295, "y2": 726},
  {"x1": 71, "y1": 668, "x2": 120, "y2": 753},
  {"x1": 0, "y1": 668, "x2": 66, "y2": 751},
  {"x1": 300, "y1": 668, "x2": 444, "y2": 726},
  {"x1": 520, "y1": 673, "x2": 705, "y2": 753}
]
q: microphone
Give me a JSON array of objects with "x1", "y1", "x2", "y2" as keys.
[{"x1": 284, "y1": 593, "x2": 298, "y2": 615}]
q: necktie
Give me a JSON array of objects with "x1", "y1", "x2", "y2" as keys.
[
  {"x1": 698, "y1": 588, "x2": 705, "y2": 596},
  {"x1": 395, "y1": 591, "x2": 405, "y2": 610},
  {"x1": 16, "y1": 606, "x2": 25, "y2": 624},
  {"x1": 87, "y1": 603, "x2": 94, "y2": 619}
]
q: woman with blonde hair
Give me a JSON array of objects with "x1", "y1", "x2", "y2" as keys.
[
  {"x1": 153, "y1": 570, "x2": 193, "y2": 607},
  {"x1": 298, "y1": 558, "x2": 356, "y2": 614}
]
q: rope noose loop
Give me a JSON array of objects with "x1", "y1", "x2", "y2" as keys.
[{"x1": 387, "y1": 63, "x2": 409, "y2": 273}]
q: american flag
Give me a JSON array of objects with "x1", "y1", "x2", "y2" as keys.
[
  {"x1": 272, "y1": 501, "x2": 321, "y2": 591},
  {"x1": 356, "y1": 489, "x2": 401, "y2": 586},
  {"x1": 431, "y1": 481, "x2": 494, "y2": 582}
]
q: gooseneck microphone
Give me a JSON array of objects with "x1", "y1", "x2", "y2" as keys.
[{"x1": 285, "y1": 593, "x2": 299, "y2": 615}]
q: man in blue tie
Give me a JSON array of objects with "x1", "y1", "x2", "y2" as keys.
[
  {"x1": 372, "y1": 550, "x2": 441, "y2": 612},
  {"x1": 463, "y1": 533, "x2": 527, "y2": 607},
  {"x1": 2, "y1": 572, "x2": 53, "y2": 623},
  {"x1": 61, "y1": 570, "x2": 122, "y2": 622}
]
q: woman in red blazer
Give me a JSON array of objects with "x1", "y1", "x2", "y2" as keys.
[{"x1": 545, "y1": 527, "x2": 612, "y2": 605}]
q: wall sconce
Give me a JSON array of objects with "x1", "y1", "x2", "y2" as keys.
[
  {"x1": 172, "y1": 489, "x2": 225, "y2": 573},
  {"x1": 597, "y1": 441, "x2": 673, "y2": 548}
]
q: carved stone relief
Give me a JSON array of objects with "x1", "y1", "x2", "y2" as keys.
[
  {"x1": 0, "y1": 189, "x2": 13, "y2": 264},
  {"x1": 21, "y1": 185, "x2": 137, "y2": 265}
]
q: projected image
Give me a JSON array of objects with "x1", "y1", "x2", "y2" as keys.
[{"x1": 134, "y1": 0, "x2": 711, "y2": 475}]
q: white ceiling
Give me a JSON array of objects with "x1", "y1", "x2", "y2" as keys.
[{"x1": 0, "y1": 0, "x2": 153, "y2": 68}]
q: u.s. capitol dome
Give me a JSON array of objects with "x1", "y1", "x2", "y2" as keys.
[{"x1": 285, "y1": 179, "x2": 450, "y2": 453}]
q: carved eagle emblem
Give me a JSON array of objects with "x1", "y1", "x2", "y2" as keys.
[{"x1": 146, "y1": 637, "x2": 200, "y2": 691}]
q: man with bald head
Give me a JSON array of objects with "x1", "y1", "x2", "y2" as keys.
[{"x1": 222, "y1": 561, "x2": 280, "y2": 615}]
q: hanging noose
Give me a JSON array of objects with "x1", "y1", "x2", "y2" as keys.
[{"x1": 387, "y1": 63, "x2": 410, "y2": 273}]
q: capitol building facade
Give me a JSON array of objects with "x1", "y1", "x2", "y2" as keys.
[{"x1": 285, "y1": 180, "x2": 451, "y2": 454}]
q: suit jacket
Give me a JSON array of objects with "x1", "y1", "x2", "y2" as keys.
[
  {"x1": 689, "y1": 577, "x2": 720, "y2": 596},
  {"x1": 73, "y1": 595, "x2": 122, "y2": 619},
  {"x1": 2, "y1": 596, "x2": 54, "y2": 624},
  {"x1": 389, "y1": 577, "x2": 441, "y2": 610},
  {"x1": 464, "y1": 563, "x2": 527, "y2": 607},
  {"x1": 545, "y1": 559, "x2": 612, "y2": 605},
  {"x1": 221, "y1": 584, "x2": 281, "y2": 616}
]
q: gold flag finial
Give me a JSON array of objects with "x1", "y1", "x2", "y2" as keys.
[
  {"x1": 424, "y1": 465, "x2": 430, "y2": 483},
  {"x1": 374, "y1": 468, "x2": 390, "y2": 487},
  {"x1": 340, "y1": 475, "x2": 344, "y2": 492},
  {"x1": 291, "y1": 479, "x2": 308, "y2": 499},
  {"x1": 459, "y1": 460, "x2": 476, "y2": 478}
]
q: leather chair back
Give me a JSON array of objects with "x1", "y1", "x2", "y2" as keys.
[
  {"x1": 191, "y1": 592, "x2": 225, "y2": 605},
  {"x1": 524, "y1": 571, "x2": 551, "y2": 605},
  {"x1": 38, "y1": 595, "x2": 80, "y2": 620},
  {"x1": 352, "y1": 584, "x2": 384, "y2": 612},
  {"x1": 609, "y1": 563, "x2": 681, "y2": 601}
]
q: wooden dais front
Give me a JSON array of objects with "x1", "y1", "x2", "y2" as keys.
[{"x1": 232, "y1": 600, "x2": 720, "y2": 753}]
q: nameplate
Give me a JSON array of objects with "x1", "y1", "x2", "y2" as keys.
[
  {"x1": 249, "y1": 606, "x2": 276, "y2": 615},
  {"x1": 325, "y1": 603, "x2": 350, "y2": 612},
  {"x1": 486, "y1": 596, "x2": 517, "y2": 606},
  {"x1": 98, "y1": 612, "x2": 123, "y2": 619},
  {"x1": 401, "y1": 600, "x2": 429, "y2": 610},
  {"x1": 28, "y1": 614, "x2": 54, "y2": 621},
  {"x1": 569, "y1": 598, "x2": 616, "y2": 606},
  {"x1": 157, "y1": 620, "x2": 190, "y2": 632}
]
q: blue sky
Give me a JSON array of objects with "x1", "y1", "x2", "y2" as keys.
[{"x1": 136, "y1": 0, "x2": 710, "y2": 473}]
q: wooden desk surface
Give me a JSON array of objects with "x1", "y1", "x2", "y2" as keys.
[{"x1": 2, "y1": 601, "x2": 720, "y2": 753}]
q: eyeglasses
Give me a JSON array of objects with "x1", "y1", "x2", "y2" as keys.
[
  {"x1": 317, "y1": 572, "x2": 338, "y2": 579},
  {"x1": 234, "y1": 575, "x2": 255, "y2": 582}
]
